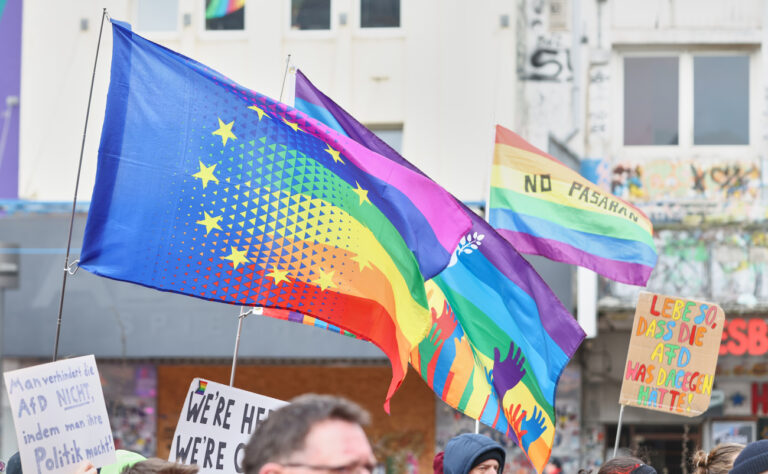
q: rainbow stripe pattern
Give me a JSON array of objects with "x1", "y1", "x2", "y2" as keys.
[
  {"x1": 80, "y1": 21, "x2": 470, "y2": 410},
  {"x1": 205, "y1": 0, "x2": 245, "y2": 20},
  {"x1": 294, "y1": 70, "x2": 586, "y2": 472},
  {"x1": 488, "y1": 125, "x2": 657, "y2": 286},
  {"x1": 195, "y1": 380, "x2": 208, "y2": 394}
]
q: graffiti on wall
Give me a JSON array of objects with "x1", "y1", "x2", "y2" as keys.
[
  {"x1": 610, "y1": 159, "x2": 766, "y2": 223},
  {"x1": 587, "y1": 65, "x2": 611, "y2": 152},
  {"x1": 100, "y1": 364, "x2": 157, "y2": 457},
  {"x1": 518, "y1": 0, "x2": 573, "y2": 82},
  {"x1": 612, "y1": 160, "x2": 761, "y2": 202},
  {"x1": 602, "y1": 227, "x2": 768, "y2": 309}
]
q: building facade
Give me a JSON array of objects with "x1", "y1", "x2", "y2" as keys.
[{"x1": 3, "y1": 0, "x2": 768, "y2": 473}]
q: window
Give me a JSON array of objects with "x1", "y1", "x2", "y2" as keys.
[
  {"x1": 368, "y1": 125, "x2": 403, "y2": 153},
  {"x1": 136, "y1": 0, "x2": 178, "y2": 32},
  {"x1": 205, "y1": 0, "x2": 245, "y2": 31},
  {"x1": 623, "y1": 53, "x2": 751, "y2": 147},
  {"x1": 624, "y1": 57, "x2": 679, "y2": 146},
  {"x1": 360, "y1": 0, "x2": 400, "y2": 28},
  {"x1": 291, "y1": 0, "x2": 331, "y2": 30},
  {"x1": 694, "y1": 56, "x2": 749, "y2": 145}
]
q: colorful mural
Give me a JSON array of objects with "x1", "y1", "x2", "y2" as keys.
[
  {"x1": 602, "y1": 227, "x2": 768, "y2": 309},
  {"x1": 610, "y1": 159, "x2": 766, "y2": 223}
]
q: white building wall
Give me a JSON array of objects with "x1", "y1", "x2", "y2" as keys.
[{"x1": 18, "y1": 0, "x2": 519, "y2": 203}]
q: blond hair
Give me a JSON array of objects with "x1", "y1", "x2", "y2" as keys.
[
  {"x1": 691, "y1": 443, "x2": 745, "y2": 474},
  {"x1": 120, "y1": 458, "x2": 199, "y2": 474}
]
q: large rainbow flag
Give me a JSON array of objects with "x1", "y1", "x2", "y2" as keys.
[
  {"x1": 294, "y1": 70, "x2": 586, "y2": 472},
  {"x1": 488, "y1": 126, "x2": 658, "y2": 286},
  {"x1": 79, "y1": 21, "x2": 471, "y2": 409}
]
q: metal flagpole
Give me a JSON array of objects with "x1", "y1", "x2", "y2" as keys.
[
  {"x1": 613, "y1": 404, "x2": 625, "y2": 458},
  {"x1": 53, "y1": 8, "x2": 109, "y2": 362},
  {"x1": 229, "y1": 306, "x2": 254, "y2": 386},
  {"x1": 228, "y1": 54, "x2": 293, "y2": 386}
]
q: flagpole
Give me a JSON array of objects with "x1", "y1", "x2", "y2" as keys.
[
  {"x1": 279, "y1": 54, "x2": 292, "y2": 102},
  {"x1": 229, "y1": 306, "x2": 253, "y2": 386},
  {"x1": 53, "y1": 7, "x2": 108, "y2": 362},
  {"x1": 612, "y1": 404, "x2": 625, "y2": 458},
  {"x1": 228, "y1": 55, "x2": 293, "y2": 386}
]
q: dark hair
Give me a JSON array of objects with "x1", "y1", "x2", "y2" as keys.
[
  {"x1": 598, "y1": 456, "x2": 655, "y2": 474},
  {"x1": 691, "y1": 443, "x2": 744, "y2": 474},
  {"x1": 243, "y1": 394, "x2": 370, "y2": 474},
  {"x1": 120, "y1": 458, "x2": 199, "y2": 474}
]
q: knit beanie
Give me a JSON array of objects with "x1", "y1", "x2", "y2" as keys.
[
  {"x1": 434, "y1": 451, "x2": 445, "y2": 474},
  {"x1": 471, "y1": 449, "x2": 504, "y2": 471},
  {"x1": 631, "y1": 464, "x2": 657, "y2": 474},
  {"x1": 730, "y1": 439, "x2": 768, "y2": 474},
  {"x1": 5, "y1": 453, "x2": 21, "y2": 474}
]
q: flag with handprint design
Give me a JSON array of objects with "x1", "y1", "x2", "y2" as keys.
[
  {"x1": 294, "y1": 70, "x2": 586, "y2": 472},
  {"x1": 79, "y1": 21, "x2": 472, "y2": 411}
]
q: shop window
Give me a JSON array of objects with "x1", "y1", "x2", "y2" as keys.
[
  {"x1": 136, "y1": 0, "x2": 179, "y2": 32},
  {"x1": 694, "y1": 56, "x2": 749, "y2": 145},
  {"x1": 291, "y1": 0, "x2": 331, "y2": 30},
  {"x1": 205, "y1": 0, "x2": 245, "y2": 31},
  {"x1": 624, "y1": 57, "x2": 679, "y2": 146},
  {"x1": 360, "y1": 0, "x2": 400, "y2": 28}
]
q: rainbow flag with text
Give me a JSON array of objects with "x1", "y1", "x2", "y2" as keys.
[
  {"x1": 294, "y1": 70, "x2": 586, "y2": 472},
  {"x1": 80, "y1": 21, "x2": 471, "y2": 410},
  {"x1": 488, "y1": 126, "x2": 657, "y2": 286}
]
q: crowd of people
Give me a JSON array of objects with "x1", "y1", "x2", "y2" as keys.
[{"x1": 5, "y1": 393, "x2": 768, "y2": 473}]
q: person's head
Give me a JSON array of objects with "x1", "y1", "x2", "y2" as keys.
[
  {"x1": 6, "y1": 452, "x2": 21, "y2": 474},
  {"x1": 691, "y1": 443, "x2": 744, "y2": 474},
  {"x1": 101, "y1": 451, "x2": 148, "y2": 474},
  {"x1": 443, "y1": 433, "x2": 505, "y2": 474},
  {"x1": 729, "y1": 439, "x2": 768, "y2": 474},
  {"x1": 544, "y1": 458, "x2": 563, "y2": 474},
  {"x1": 597, "y1": 456, "x2": 656, "y2": 474},
  {"x1": 120, "y1": 458, "x2": 199, "y2": 474},
  {"x1": 434, "y1": 451, "x2": 445, "y2": 474},
  {"x1": 243, "y1": 394, "x2": 374, "y2": 474}
]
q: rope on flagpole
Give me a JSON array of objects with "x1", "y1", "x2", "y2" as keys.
[{"x1": 53, "y1": 7, "x2": 108, "y2": 362}]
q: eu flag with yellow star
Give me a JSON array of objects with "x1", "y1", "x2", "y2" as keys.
[{"x1": 80, "y1": 20, "x2": 471, "y2": 408}]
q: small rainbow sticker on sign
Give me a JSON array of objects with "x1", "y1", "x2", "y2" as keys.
[{"x1": 195, "y1": 380, "x2": 208, "y2": 395}]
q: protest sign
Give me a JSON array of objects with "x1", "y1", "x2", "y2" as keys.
[
  {"x1": 619, "y1": 291, "x2": 725, "y2": 416},
  {"x1": 169, "y1": 378, "x2": 287, "y2": 473},
  {"x1": 3, "y1": 355, "x2": 116, "y2": 473}
]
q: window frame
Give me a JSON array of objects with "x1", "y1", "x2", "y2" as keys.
[
  {"x1": 615, "y1": 46, "x2": 759, "y2": 160},
  {"x1": 285, "y1": 0, "x2": 337, "y2": 39},
  {"x1": 365, "y1": 123, "x2": 405, "y2": 153},
  {"x1": 198, "y1": 0, "x2": 248, "y2": 39},
  {"x1": 353, "y1": 0, "x2": 404, "y2": 37},
  {"x1": 133, "y1": 0, "x2": 181, "y2": 40}
]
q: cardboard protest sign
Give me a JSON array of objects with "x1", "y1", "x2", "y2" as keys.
[
  {"x1": 169, "y1": 378, "x2": 287, "y2": 473},
  {"x1": 619, "y1": 291, "x2": 725, "y2": 416},
  {"x1": 3, "y1": 355, "x2": 116, "y2": 473}
]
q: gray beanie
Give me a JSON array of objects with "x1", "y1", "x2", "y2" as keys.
[{"x1": 730, "y1": 440, "x2": 768, "y2": 474}]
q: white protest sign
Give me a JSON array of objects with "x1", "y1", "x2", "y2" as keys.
[
  {"x1": 169, "y1": 378, "x2": 288, "y2": 473},
  {"x1": 3, "y1": 355, "x2": 116, "y2": 474}
]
